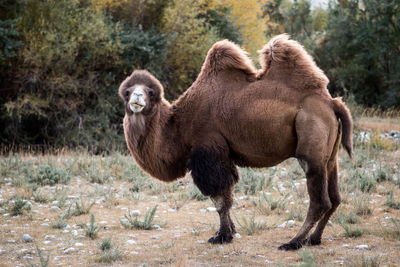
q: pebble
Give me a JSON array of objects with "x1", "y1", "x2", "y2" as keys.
[
  {"x1": 199, "y1": 209, "x2": 206, "y2": 213},
  {"x1": 130, "y1": 210, "x2": 141, "y2": 216},
  {"x1": 287, "y1": 220, "x2": 295, "y2": 227},
  {"x1": 153, "y1": 224, "x2": 161, "y2": 230},
  {"x1": 234, "y1": 233, "x2": 242, "y2": 239},
  {"x1": 277, "y1": 222, "x2": 287, "y2": 228},
  {"x1": 22, "y1": 234, "x2": 32, "y2": 242},
  {"x1": 50, "y1": 206, "x2": 61, "y2": 212},
  {"x1": 355, "y1": 244, "x2": 369, "y2": 250},
  {"x1": 64, "y1": 247, "x2": 75, "y2": 254},
  {"x1": 43, "y1": 241, "x2": 51, "y2": 245},
  {"x1": 0, "y1": 249, "x2": 5, "y2": 254},
  {"x1": 75, "y1": 242, "x2": 84, "y2": 247},
  {"x1": 207, "y1": 207, "x2": 217, "y2": 212},
  {"x1": 45, "y1": 235, "x2": 56, "y2": 240},
  {"x1": 126, "y1": 240, "x2": 137, "y2": 245},
  {"x1": 71, "y1": 230, "x2": 78, "y2": 236},
  {"x1": 168, "y1": 208, "x2": 177, "y2": 212},
  {"x1": 40, "y1": 223, "x2": 49, "y2": 226}
]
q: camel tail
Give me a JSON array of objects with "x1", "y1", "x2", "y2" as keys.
[
  {"x1": 332, "y1": 97, "x2": 353, "y2": 159},
  {"x1": 199, "y1": 40, "x2": 257, "y2": 78}
]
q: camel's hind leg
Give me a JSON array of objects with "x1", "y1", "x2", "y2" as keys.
[
  {"x1": 305, "y1": 123, "x2": 342, "y2": 245},
  {"x1": 279, "y1": 111, "x2": 336, "y2": 251}
]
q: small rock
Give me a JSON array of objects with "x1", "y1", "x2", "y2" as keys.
[
  {"x1": 50, "y1": 206, "x2": 61, "y2": 212},
  {"x1": 40, "y1": 223, "x2": 49, "y2": 226},
  {"x1": 98, "y1": 221, "x2": 107, "y2": 225},
  {"x1": 277, "y1": 222, "x2": 287, "y2": 228},
  {"x1": 45, "y1": 235, "x2": 55, "y2": 240},
  {"x1": 168, "y1": 208, "x2": 177, "y2": 212},
  {"x1": 153, "y1": 224, "x2": 161, "y2": 230},
  {"x1": 199, "y1": 209, "x2": 206, "y2": 213},
  {"x1": 22, "y1": 234, "x2": 32, "y2": 242},
  {"x1": 327, "y1": 220, "x2": 333, "y2": 226},
  {"x1": 207, "y1": 207, "x2": 217, "y2": 212},
  {"x1": 52, "y1": 200, "x2": 59, "y2": 205},
  {"x1": 234, "y1": 233, "x2": 242, "y2": 239},
  {"x1": 75, "y1": 242, "x2": 84, "y2": 247},
  {"x1": 287, "y1": 220, "x2": 295, "y2": 227},
  {"x1": 18, "y1": 249, "x2": 29, "y2": 254},
  {"x1": 43, "y1": 241, "x2": 51, "y2": 245},
  {"x1": 71, "y1": 230, "x2": 78, "y2": 236},
  {"x1": 126, "y1": 240, "x2": 137, "y2": 245},
  {"x1": 120, "y1": 219, "x2": 129, "y2": 224},
  {"x1": 0, "y1": 249, "x2": 5, "y2": 254},
  {"x1": 64, "y1": 247, "x2": 75, "y2": 254},
  {"x1": 239, "y1": 196, "x2": 248, "y2": 200},
  {"x1": 130, "y1": 210, "x2": 141, "y2": 216},
  {"x1": 355, "y1": 244, "x2": 369, "y2": 250}
]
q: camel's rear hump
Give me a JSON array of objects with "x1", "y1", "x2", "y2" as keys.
[{"x1": 257, "y1": 34, "x2": 329, "y2": 91}]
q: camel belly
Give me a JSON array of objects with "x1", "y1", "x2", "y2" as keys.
[{"x1": 218, "y1": 99, "x2": 298, "y2": 167}]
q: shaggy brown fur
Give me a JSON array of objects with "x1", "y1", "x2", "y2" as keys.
[{"x1": 119, "y1": 34, "x2": 353, "y2": 250}]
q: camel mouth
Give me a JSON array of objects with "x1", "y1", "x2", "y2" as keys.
[{"x1": 129, "y1": 102, "x2": 145, "y2": 113}]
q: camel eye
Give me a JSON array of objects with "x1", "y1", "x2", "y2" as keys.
[
  {"x1": 125, "y1": 90, "x2": 130, "y2": 97},
  {"x1": 148, "y1": 89, "x2": 155, "y2": 97}
]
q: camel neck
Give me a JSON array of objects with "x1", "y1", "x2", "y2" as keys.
[{"x1": 124, "y1": 100, "x2": 187, "y2": 182}]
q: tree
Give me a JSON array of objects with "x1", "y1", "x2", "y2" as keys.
[
  {"x1": 315, "y1": 0, "x2": 400, "y2": 107},
  {"x1": 161, "y1": 0, "x2": 218, "y2": 99}
]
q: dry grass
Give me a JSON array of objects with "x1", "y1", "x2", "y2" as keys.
[{"x1": 0, "y1": 112, "x2": 399, "y2": 266}]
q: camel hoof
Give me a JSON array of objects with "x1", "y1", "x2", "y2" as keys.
[
  {"x1": 304, "y1": 237, "x2": 321, "y2": 246},
  {"x1": 278, "y1": 241, "x2": 302, "y2": 251},
  {"x1": 208, "y1": 233, "x2": 233, "y2": 244}
]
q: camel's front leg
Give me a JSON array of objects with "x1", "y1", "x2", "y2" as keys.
[
  {"x1": 208, "y1": 190, "x2": 235, "y2": 244},
  {"x1": 188, "y1": 144, "x2": 239, "y2": 244}
]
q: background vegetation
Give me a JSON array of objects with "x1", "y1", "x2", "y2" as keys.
[{"x1": 0, "y1": 0, "x2": 399, "y2": 151}]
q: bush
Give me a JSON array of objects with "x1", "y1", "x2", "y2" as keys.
[{"x1": 28, "y1": 164, "x2": 70, "y2": 186}]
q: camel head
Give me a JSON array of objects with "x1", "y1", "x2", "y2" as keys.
[{"x1": 119, "y1": 70, "x2": 163, "y2": 116}]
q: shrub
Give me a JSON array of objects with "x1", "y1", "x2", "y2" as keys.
[
  {"x1": 236, "y1": 215, "x2": 267, "y2": 236},
  {"x1": 120, "y1": 205, "x2": 158, "y2": 230},
  {"x1": 28, "y1": 164, "x2": 70, "y2": 186}
]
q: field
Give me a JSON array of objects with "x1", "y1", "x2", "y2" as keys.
[{"x1": 1, "y1": 112, "x2": 400, "y2": 266}]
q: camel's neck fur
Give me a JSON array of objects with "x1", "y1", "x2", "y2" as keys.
[{"x1": 124, "y1": 100, "x2": 188, "y2": 182}]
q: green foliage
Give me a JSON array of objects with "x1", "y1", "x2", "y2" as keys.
[
  {"x1": 236, "y1": 168, "x2": 266, "y2": 195},
  {"x1": 26, "y1": 244, "x2": 50, "y2": 267},
  {"x1": 0, "y1": 19, "x2": 23, "y2": 63},
  {"x1": 120, "y1": 205, "x2": 158, "y2": 230},
  {"x1": 161, "y1": 0, "x2": 218, "y2": 98},
  {"x1": 298, "y1": 249, "x2": 315, "y2": 267},
  {"x1": 384, "y1": 191, "x2": 400, "y2": 210},
  {"x1": 189, "y1": 186, "x2": 208, "y2": 201},
  {"x1": 99, "y1": 237, "x2": 113, "y2": 251},
  {"x1": 8, "y1": 197, "x2": 31, "y2": 216},
  {"x1": 199, "y1": 3, "x2": 242, "y2": 44},
  {"x1": 340, "y1": 223, "x2": 366, "y2": 238},
  {"x1": 85, "y1": 213, "x2": 99, "y2": 239},
  {"x1": 236, "y1": 215, "x2": 267, "y2": 235},
  {"x1": 28, "y1": 164, "x2": 70, "y2": 186},
  {"x1": 316, "y1": 0, "x2": 400, "y2": 108}
]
